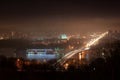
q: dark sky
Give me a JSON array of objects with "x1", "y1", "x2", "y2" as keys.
[{"x1": 0, "y1": 0, "x2": 120, "y2": 34}]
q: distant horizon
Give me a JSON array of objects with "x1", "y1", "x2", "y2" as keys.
[{"x1": 0, "y1": 1, "x2": 120, "y2": 35}]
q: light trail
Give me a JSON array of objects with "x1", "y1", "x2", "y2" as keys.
[
  {"x1": 57, "y1": 31, "x2": 108, "y2": 65},
  {"x1": 85, "y1": 31, "x2": 108, "y2": 48}
]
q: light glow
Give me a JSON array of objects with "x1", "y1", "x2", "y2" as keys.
[{"x1": 57, "y1": 31, "x2": 108, "y2": 65}]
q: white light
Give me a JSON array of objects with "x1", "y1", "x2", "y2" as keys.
[
  {"x1": 102, "y1": 52, "x2": 104, "y2": 56},
  {"x1": 84, "y1": 47, "x2": 90, "y2": 50},
  {"x1": 58, "y1": 31, "x2": 108, "y2": 65}
]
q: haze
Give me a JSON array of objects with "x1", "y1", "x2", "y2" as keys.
[{"x1": 0, "y1": 0, "x2": 120, "y2": 35}]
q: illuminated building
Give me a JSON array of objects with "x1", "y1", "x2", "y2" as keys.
[{"x1": 26, "y1": 49, "x2": 58, "y2": 61}]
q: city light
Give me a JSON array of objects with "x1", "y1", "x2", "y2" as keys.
[
  {"x1": 85, "y1": 31, "x2": 108, "y2": 48},
  {"x1": 0, "y1": 1, "x2": 120, "y2": 79},
  {"x1": 57, "y1": 31, "x2": 108, "y2": 65}
]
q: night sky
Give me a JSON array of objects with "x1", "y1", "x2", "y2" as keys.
[{"x1": 0, "y1": 0, "x2": 120, "y2": 34}]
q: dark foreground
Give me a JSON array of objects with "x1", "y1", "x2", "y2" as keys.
[{"x1": 0, "y1": 69, "x2": 119, "y2": 80}]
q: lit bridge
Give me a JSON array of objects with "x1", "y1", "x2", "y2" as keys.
[{"x1": 56, "y1": 31, "x2": 108, "y2": 66}]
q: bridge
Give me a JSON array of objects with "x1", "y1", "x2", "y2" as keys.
[{"x1": 56, "y1": 31, "x2": 108, "y2": 66}]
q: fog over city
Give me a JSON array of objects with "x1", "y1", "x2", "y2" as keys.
[
  {"x1": 0, "y1": 1, "x2": 120, "y2": 80},
  {"x1": 0, "y1": 0, "x2": 120, "y2": 34}
]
